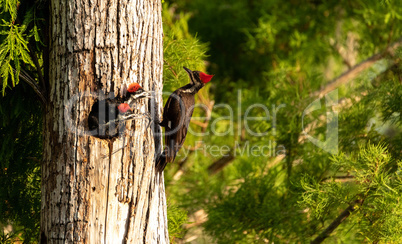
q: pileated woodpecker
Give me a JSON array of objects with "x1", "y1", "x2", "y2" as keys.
[
  {"x1": 156, "y1": 67, "x2": 214, "y2": 171},
  {"x1": 121, "y1": 82, "x2": 152, "y2": 106},
  {"x1": 88, "y1": 83, "x2": 151, "y2": 139}
]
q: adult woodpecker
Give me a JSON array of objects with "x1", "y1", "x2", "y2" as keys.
[
  {"x1": 88, "y1": 82, "x2": 151, "y2": 139},
  {"x1": 156, "y1": 67, "x2": 214, "y2": 171}
]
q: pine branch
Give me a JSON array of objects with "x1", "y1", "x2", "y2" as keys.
[
  {"x1": 163, "y1": 59, "x2": 178, "y2": 79},
  {"x1": 314, "y1": 38, "x2": 402, "y2": 97},
  {"x1": 321, "y1": 175, "x2": 355, "y2": 183},
  {"x1": 28, "y1": 43, "x2": 46, "y2": 94},
  {"x1": 207, "y1": 154, "x2": 235, "y2": 175},
  {"x1": 311, "y1": 199, "x2": 363, "y2": 244},
  {"x1": 184, "y1": 209, "x2": 208, "y2": 229},
  {"x1": 190, "y1": 120, "x2": 209, "y2": 127},
  {"x1": 15, "y1": 68, "x2": 46, "y2": 105},
  {"x1": 206, "y1": 129, "x2": 247, "y2": 175}
]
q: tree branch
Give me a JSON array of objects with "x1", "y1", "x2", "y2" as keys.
[
  {"x1": 208, "y1": 154, "x2": 235, "y2": 175},
  {"x1": 311, "y1": 199, "x2": 363, "y2": 244},
  {"x1": 321, "y1": 175, "x2": 355, "y2": 183},
  {"x1": 28, "y1": 43, "x2": 47, "y2": 95},
  {"x1": 15, "y1": 68, "x2": 46, "y2": 105},
  {"x1": 314, "y1": 38, "x2": 402, "y2": 98},
  {"x1": 163, "y1": 59, "x2": 178, "y2": 79},
  {"x1": 190, "y1": 120, "x2": 209, "y2": 127}
]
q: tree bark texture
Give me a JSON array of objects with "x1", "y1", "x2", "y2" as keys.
[{"x1": 41, "y1": 0, "x2": 167, "y2": 243}]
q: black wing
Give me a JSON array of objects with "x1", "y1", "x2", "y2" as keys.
[{"x1": 162, "y1": 91, "x2": 195, "y2": 163}]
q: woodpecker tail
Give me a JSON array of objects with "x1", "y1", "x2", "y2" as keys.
[{"x1": 155, "y1": 151, "x2": 168, "y2": 172}]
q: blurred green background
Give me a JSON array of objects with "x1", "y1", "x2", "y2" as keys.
[{"x1": 1, "y1": 0, "x2": 402, "y2": 243}]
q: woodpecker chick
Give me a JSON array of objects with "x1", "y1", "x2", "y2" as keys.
[
  {"x1": 156, "y1": 67, "x2": 214, "y2": 171},
  {"x1": 88, "y1": 83, "x2": 152, "y2": 139},
  {"x1": 88, "y1": 99, "x2": 133, "y2": 139},
  {"x1": 121, "y1": 82, "x2": 153, "y2": 107}
]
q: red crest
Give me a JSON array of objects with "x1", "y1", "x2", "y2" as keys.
[
  {"x1": 200, "y1": 72, "x2": 214, "y2": 83},
  {"x1": 127, "y1": 83, "x2": 142, "y2": 93}
]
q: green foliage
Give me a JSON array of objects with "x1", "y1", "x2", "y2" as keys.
[
  {"x1": 300, "y1": 144, "x2": 402, "y2": 242},
  {"x1": 376, "y1": 81, "x2": 402, "y2": 126},
  {"x1": 162, "y1": 4, "x2": 208, "y2": 92},
  {"x1": 0, "y1": 229, "x2": 23, "y2": 244},
  {"x1": 0, "y1": 0, "x2": 18, "y2": 21},
  {"x1": 0, "y1": 0, "x2": 40, "y2": 96},
  {"x1": 0, "y1": 82, "x2": 42, "y2": 243},
  {"x1": 167, "y1": 201, "x2": 188, "y2": 243},
  {"x1": 204, "y1": 169, "x2": 307, "y2": 243},
  {"x1": 0, "y1": 20, "x2": 34, "y2": 95},
  {"x1": 164, "y1": 0, "x2": 402, "y2": 243},
  {"x1": 0, "y1": 0, "x2": 43, "y2": 242}
]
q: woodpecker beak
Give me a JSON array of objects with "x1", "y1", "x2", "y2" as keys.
[
  {"x1": 145, "y1": 91, "x2": 153, "y2": 98},
  {"x1": 133, "y1": 88, "x2": 153, "y2": 99},
  {"x1": 183, "y1": 66, "x2": 192, "y2": 75}
]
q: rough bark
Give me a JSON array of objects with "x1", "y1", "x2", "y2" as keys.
[{"x1": 41, "y1": 0, "x2": 167, "y2": 243}]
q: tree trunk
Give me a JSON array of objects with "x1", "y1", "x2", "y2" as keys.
[{"x1": 41, "y1": 0, "x2": 167, "y2": 243}]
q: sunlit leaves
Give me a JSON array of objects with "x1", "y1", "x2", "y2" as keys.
[
  {"x1": 167, "y1": 202, "x2": 188, "y2": 243},
  {"x1": 0, "y1": 20, "x2": 34, "y2": 95},
  {"x1": 162, "y1": 5, "x2": 208, "y2": 90},
  {"x1": 0, "y1": 0, "x2": 19, "y2": 21}
]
